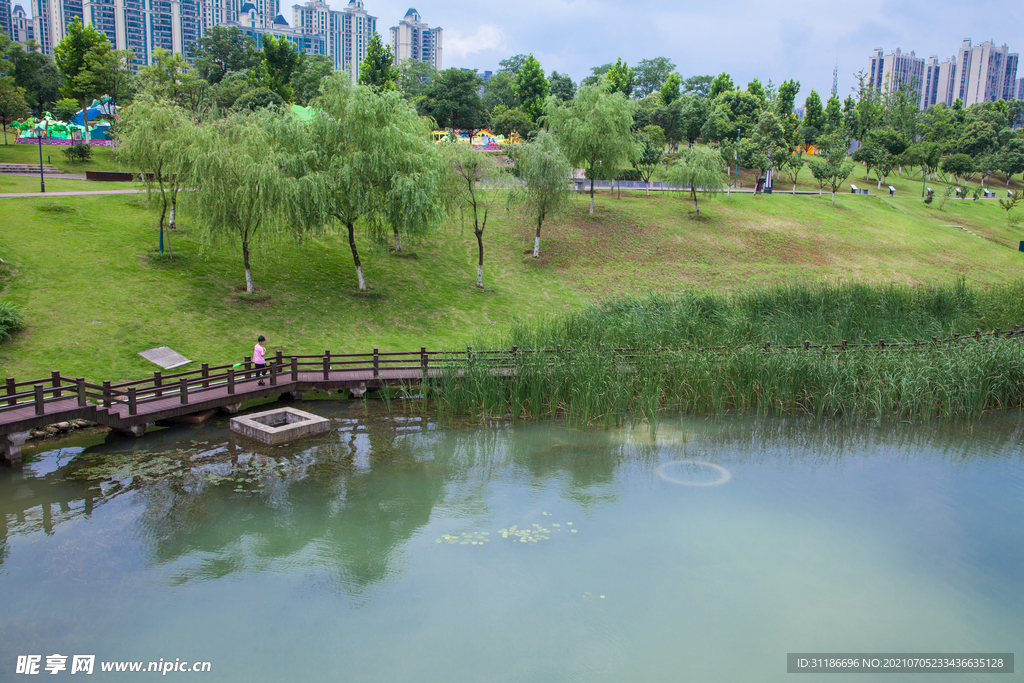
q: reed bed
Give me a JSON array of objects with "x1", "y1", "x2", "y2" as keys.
[{"x1": 423, "y1": 280, "x2": 1024, "y2": 424}]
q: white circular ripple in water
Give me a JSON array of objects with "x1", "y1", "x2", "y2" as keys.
[{"x1": 656, "y1": 459, "x2": 732, "y2": 487}]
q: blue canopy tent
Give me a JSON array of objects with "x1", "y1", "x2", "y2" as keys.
[{"x1": 71, "y1": 95, "x2": 120, "y2": 126}]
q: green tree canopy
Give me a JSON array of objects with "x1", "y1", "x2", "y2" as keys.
[
  {"x1": 776, "y1": 79, "x2": 800, "y2": 115},
  {"x1": 708, "y1": 72, "x2": 734, "y2": 100},
  {"x1": 683, "y1": 75, "x2": 713, "y2": 97},
  {"x1": 418, "y1": 68, "x2": 486, "y2": 130},
  {"x1": 0, "y1": 77, "x2": 31, "y2": 144},
  {"x1": 232, "y1": 86, "x2": 284, "y2": 111},
  {"x1": 358, "y1": 32, "x2": 398, "y2": 90},
  {"x1": 3, "y1": 41, "x2": 63, "y2": 113},
  {"x1": 660, "y1": 72, "x2": 681, "y2": 106},
  {"x1": 632, "y1": 124, "x2": 665, "y2": 195},
  {"x1": 634, "y1": 57, "x2": 675, "y2": 98},
  {"x1": 545, "y1": 83, "x2": 641, "y2": 215},
  {"x1": 549, "y1": 71, "x2": 576, "y2": 102},
  {"x1": 189, "y1": 26, "x2": 260, "y2": 84},
  {"x1": 801, "y1": 89, "x2": 825, "y2": 144},
  {"x1": 666, "y1": 145, "x2": 725, "y2": 217},
  {"x1": 284, "y1": 74, "x2": 447, "y2": 289},
  {"x1": 942, "y1": 153, "x2": 974, "y2": 184},
  {"x1": 253, "y1": 34, "x2": 304, "y2": 101},
  {"x1": 292, "y1": 54, "x2": 334, "y2": 105},
  {"x1": 606, "y1": 58, "x2": 636, "y2": 98},
  {"x1": 183, "y1": 111, "x2": 296, "y2": 292},
  {"x1": 490, "y1": 104, "x2": 534, "y2": 138},
  {"x1": 445, "y1": 144, "x2": 511, "y2": 286},
  {"x1": 117, "y1": 95, "x2": 196, "y2": 252},
  {"x1": 508, "y1": 130, "x2": 573, "y2": 257},
  {"x1": 396, "y1": 58, "x2": 435, "y2": 100},
  {"x1": 54, "y1": 17, "x2": 113, "y2": 138},
  {"x1": 514, "y1": 54, "x2": 549, "y2": 122},
  {"x1": 136, "y1": 48, "x2": 209, "y2": 114}
]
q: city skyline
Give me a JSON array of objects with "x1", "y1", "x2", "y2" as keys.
[{"x1": 7, "y1": 0, "x2": 1024, "y2": 106}]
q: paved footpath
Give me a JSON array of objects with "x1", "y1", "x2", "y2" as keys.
[{"x1": 0, "y1": 188, "x2": 143, "y2": 198}]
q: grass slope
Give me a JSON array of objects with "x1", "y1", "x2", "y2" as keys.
[{"x1": 1, "y1": 187, "x2": 1023, "y2": 382}]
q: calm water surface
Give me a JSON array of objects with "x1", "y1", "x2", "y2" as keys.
[{"x1": 1, "y1": 401, "x2": 1022, "y2": 682}]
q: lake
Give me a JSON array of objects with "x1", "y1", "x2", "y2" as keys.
[{"x1": 2, "y1": 400, "x2": 1021, "y2": 681}]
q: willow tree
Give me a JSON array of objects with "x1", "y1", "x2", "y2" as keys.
[
  {"x1": 117, "y1": 95, "x2": 195, "y2": 255},
  {"x1": 446, "y1": 144, "x2": 511, "y2": 287},
  {"x1": 545, "y1": 82, "x2": 641, "y2": 215},
  {"x1": 283, "y1": 73, "x2": 446, "y2": 290},
  {"x1": 509, "y1": 130, "x2": 573, "y2": 257},
  {"x1": 666, "y1": 146, "x2": 725, "y2": 217},
  {"x1": 183, "y1": 110, "x2": 294, "y2": 292}
]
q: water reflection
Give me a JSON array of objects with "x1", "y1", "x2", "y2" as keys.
[{"x1": 2, "y1": 402, "x2": 1023, "y2": 594}]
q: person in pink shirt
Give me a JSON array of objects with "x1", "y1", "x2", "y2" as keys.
[{"x1": 254, "y1": 335, "x2": 267, "y2": 385}]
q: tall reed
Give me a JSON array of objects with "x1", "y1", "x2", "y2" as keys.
[{"x1": 427, "y1": 280, "x2": 1024, "y2": 424}]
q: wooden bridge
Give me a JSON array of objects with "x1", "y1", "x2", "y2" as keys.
[
  {"x1": 0, "y1": 347, "x2": 465, "y2": 465},
  {"x1": 3, "y1": 326, "x2": 1022, "y2": 465}
]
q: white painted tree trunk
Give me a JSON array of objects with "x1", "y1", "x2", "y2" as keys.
[
  {"x1": 244, "y1": 265, "x2": 253, "y2": 293},
  {"x1": 589, "y1": 193, "x2": 594, "y2": 215},
  {"x1": 477, "y1": 265, "x2": 483, "y2": 288},
  {"x1": 831, "y1": 191, "x2": 836, "y2": 206},
  {"x1": 533, "y1": 236, "x2": 540, "y2": 258},
  {"x1": 394, "y1": 230, "x2": 402, "y2": 252},
  {"x1": 169, "y1": 204, "x2": 175, "y2": 230},
  {"x1": 356, "y1": 265, "x2": 366, "y2": 291}
]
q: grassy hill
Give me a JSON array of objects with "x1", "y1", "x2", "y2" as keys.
[{"x1": 1, "y1": 177, "x2": 1023, "y2": 382}]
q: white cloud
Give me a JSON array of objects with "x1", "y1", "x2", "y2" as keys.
[{"x1": 444, "y1": 24, "x2": 507, "y2": 60}]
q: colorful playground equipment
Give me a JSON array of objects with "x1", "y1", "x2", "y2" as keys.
[
  {"x1": 432, "y1": 128, "x2": 520, "y2": 151},
  {"x1": 13, "y1": 96, "x2": 119, "y2": 145}
]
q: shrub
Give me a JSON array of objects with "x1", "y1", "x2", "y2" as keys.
[
  {"x1": 62, "y1": 143, "x2": 93, "y2": 162},
  {"x1": 616, "y1": 168, "x2": 643, "y2": 181},
  {"x1": 0, "y1": 301, "x2": 25, "y2": 342}
]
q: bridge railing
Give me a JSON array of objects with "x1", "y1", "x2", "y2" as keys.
[{"x1": 4, "y1": 328, "x2": 1023, "y2": 423}]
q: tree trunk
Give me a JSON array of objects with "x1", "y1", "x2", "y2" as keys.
[
  {"x1": 589, "y1": 176, "x2": 595, "y2": 215},
  {"x1": 793, "y1": 183, "x2": 797, "y2": 193},
  {"x1": 347, "y1": 222, "x2": 365, "y2": 291},
  {"x1": 646, "y1": 181, "x2": 650, "y2": 197},
  {"x1": 242, "y1": 238, "x2": 253, "y2": 293},
  {"x1": 158, "y1": 193, "x2": 167, "y2": 254},
  {"x1": 81, "y1": 97, "x2": 89, "y2": 142},
  {"x1": 533, "y1": 211, "x2": 544, "y2": 257},
  {"x1": 393, "y1": 226, "x2": 402, "y2": 252},
  {"x1": 475, "y1": 228, "x2": 484, "y2": 288},
  {"x1": 831, "y1": 190, "x2": 836, "y2": 206}
]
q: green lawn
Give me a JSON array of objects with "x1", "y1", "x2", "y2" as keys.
[
  {"x1": 1, "y1": 186, "x2": 1023, "y2": 382},
  {"x1": 0, "y1": 175, "x2": 127, "y2": 194},
  {"x1": 0, "y1": 141, "x2": 128, "y2": 174}
]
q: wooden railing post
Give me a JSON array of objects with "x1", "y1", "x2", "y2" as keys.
[
  {"x1": 102, "y1": 381, "x2": 112, "y2": 408},
  {"x1": 76, "y1": 377, "x2": 86, "y2": 407},
  {"x1": 467, "y1": 346, "x2": 472, "y2": 362},
  {"x1": 34, "y1": 384, "x2": 44, "y2": 415},
  {"x1": 323, "y1": 350, "x2": 330, "y2": 380},
  {"x1": 270, "y1": 362, "x2": 277, "y2": 386},
  {"x1": 227, "y1": 368, "x2": 235, "y2": 395},
  {"x1": 276, "y1": 350, "x2": 283, "y2": 365},
  {"x1": 373, "y1": 347, "x2": 379, "y2": 378},
  {"x1": 179, "y1": 378, "x2": 189, "y2": 404},
  {"x1": 6, "y1": 377, "x2": 15, "y2": 406},
  {"x1": 128, "y1": 387, "x2": 137, "y2": 415},
  {"x1": 202, "y1": 363, "x2": 209, "y2": 388},
  {"x1": 51, "y1": 370, "x2": 62, "y2": 398},
  {"x1": 420, "y1": 347, "x2": 427, "y2": 376},
  {"x1": 291, "y1": 356, "x2": 298, "y2": 382},
  {"x1": 244, "y1": 355, "x2": 252, "y2": 379},
  {"x1": 154, "y1": 371, "x2": 163, "y2": 397}
]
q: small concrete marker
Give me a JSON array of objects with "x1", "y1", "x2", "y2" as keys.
[{"x1": 138, "y1": 346, "x2": 191, "y2": 369}]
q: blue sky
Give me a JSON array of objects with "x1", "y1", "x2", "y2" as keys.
[{"x1": 374, "y1": 0, "x2": 1023, "y2": 102}]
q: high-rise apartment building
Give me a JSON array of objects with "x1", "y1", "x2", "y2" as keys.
[
  {"x1": 933, "y1": 56, "x2": 958, "y2": 107},
  {"x1": 866, "y1": 47, "x2": 925, "y2": 98},
  {"x1": 956, "y1": 39, "x2": 1019, "y2": 105},
  {"x1": 389, "y1": 8, "x2": 440, "y2": 70},
  {"x1": 292, "y1": 0, "x2": 377, "y2": 78},
  {"x1": 10, "y1": 3, "x2": 33, "y2": 43},
  {"x1": 1017, "y1": 77, "x2": 1024, "y2": 100},
  {"x1": 12, "y1": 0, "x2": 376, "y2": 74},
  {"x1": 920, "y1": 56, "x2": 940, "y2": 109},
  {"x1": 1, "y1": 0, "x2": 13, "y2": 40}
]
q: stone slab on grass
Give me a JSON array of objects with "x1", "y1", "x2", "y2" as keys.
[{"x1": 138, "y1": 346, "x2": 191, "y2": 370}]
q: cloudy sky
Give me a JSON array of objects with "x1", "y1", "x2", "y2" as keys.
[{"x1": 372, "y1": 0, "x2": 1023, "y2": 101}]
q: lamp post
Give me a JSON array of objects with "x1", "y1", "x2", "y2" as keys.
[
  {"x1": 34, "y1": 128, "x2": 45, "y2": 193},
  {"x1": 921, "y1": 166, "x2": 927, "y2": 198}
]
